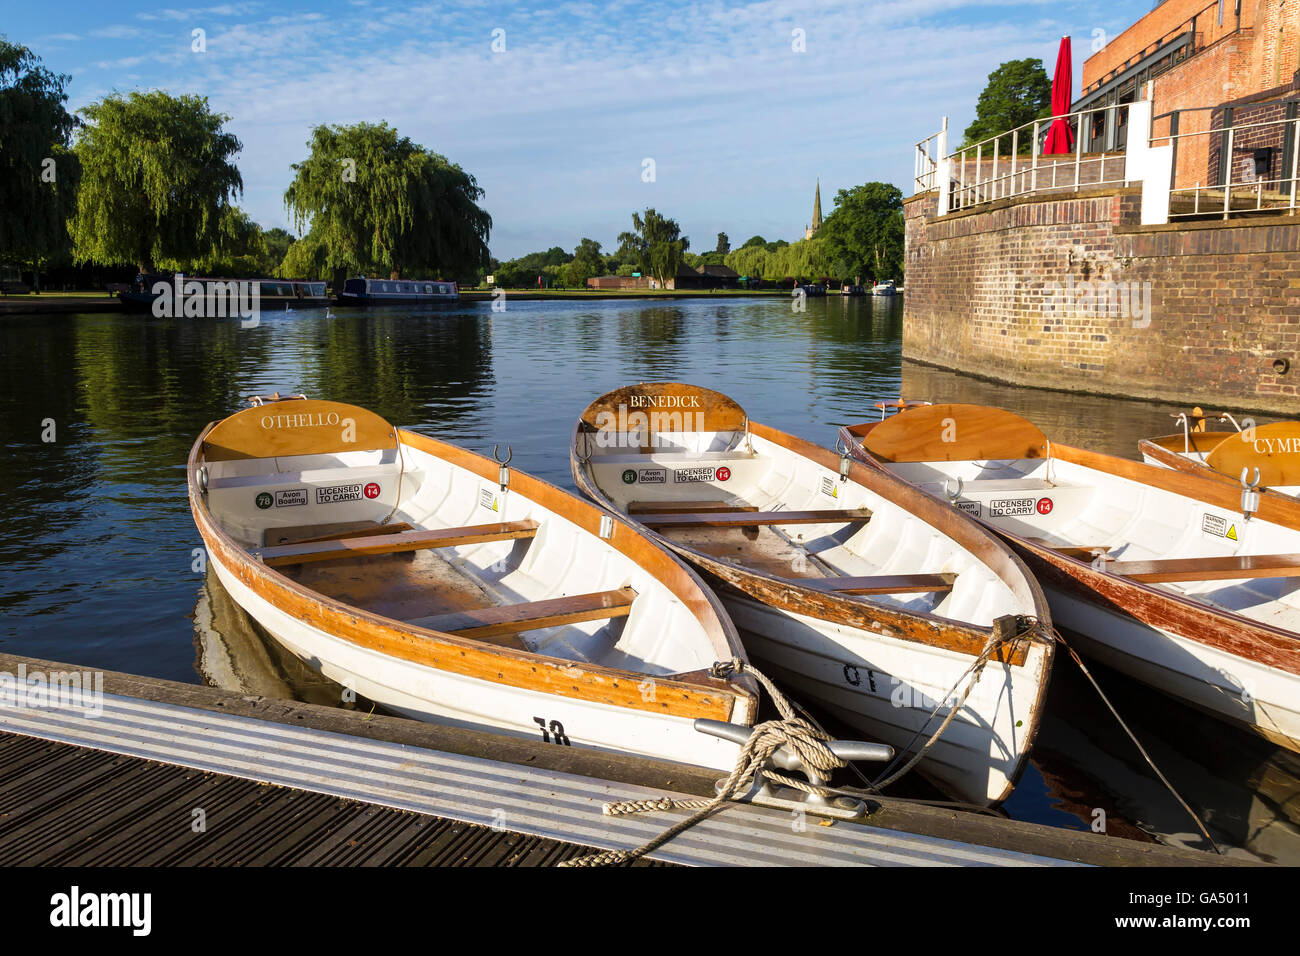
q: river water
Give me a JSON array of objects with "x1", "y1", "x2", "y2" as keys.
[{"x1": 1, "y1": 295, "x2": 1295, "y2": 862}]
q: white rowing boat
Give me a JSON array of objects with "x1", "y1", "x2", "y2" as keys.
[
  {"x1": 571, "y1": 383, "x2": 1054, "y2": 806},
  {"x1": 187, "y1": 396, "x2": 757, "y2": 770},
  {"x1": 1141, "y1": 408, "x2": 1300, "y2": 499},
  {"x1": 841, "y1": 403, "x2": 1300, "y2": 754}
]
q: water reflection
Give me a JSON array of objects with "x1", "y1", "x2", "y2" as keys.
[{"x1": 0, "y1": 295, "x2": 1293, "y2": 862}]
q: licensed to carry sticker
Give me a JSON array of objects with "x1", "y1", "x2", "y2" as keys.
[
  {"x1": 989, "y1": 498, "x2": 1036, "y2": 517},
  {"x1": 316, "y1": 483, "x2": 364, "y2": 505},
  {"x1": 674, "y1": 467, "x2": 716, "y2": 483}
]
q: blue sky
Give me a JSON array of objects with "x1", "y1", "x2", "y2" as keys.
[{"x1": 11, "y1": 0, "x2": 1142, "y2": 260}]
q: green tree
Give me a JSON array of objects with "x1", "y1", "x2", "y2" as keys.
[
  {"x1": 715, "y1": 232, "x2": 730, "y2": 255},
  {"x1": 740, "y1": 235, "x2": 766, "y2": 249},
  {"x1": 69, "y1": 91, "x2": 242, "y2": 273},
  {"x1": 263, "y1": 227, "x2": 295, "y2": 275},
  {"x1": 563, "y1": 237, "x2": 603, "y2": 287},
  {"x1": 818, "y1": 182, "x2": 904, "y2": 282},
  {"x1": 618, "y1": 208, "x2": 688, "y2": 288},
  {"x1": 963, "y1": 58, "x2": 1052, "y2": 146},
  {"x1": 0, "y1": 38, "x2": 80, "y2": 289},
  {"x1": 283, "y1": 121, "x2": 491, "y2": 282}
]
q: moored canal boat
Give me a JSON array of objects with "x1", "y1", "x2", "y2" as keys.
[
  {"x1": 840, "y1": 403, "x2": 1300, "y2": 754},
  {"x1": 337, "y1": 277, "x2": 459, "y2": 305},
  {"x1": 188, "y1": 396, "x2": 757, "y2": 770},
  {"x1": 571, "y1": 383, "x2": 1055, "y2": 806},
  {"x1": 119, "y1": 274, "x2": 329, "y2": 313}
]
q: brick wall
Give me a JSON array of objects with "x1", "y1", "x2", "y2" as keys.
[
  {"x1": 902, "y1": 186, "x2": 1300, "y2": 414},
  {"x1": 1083, "y1": 0, "x2": 1244, "y2": 94}
]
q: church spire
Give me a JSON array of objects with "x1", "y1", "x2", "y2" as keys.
[{"x1": 811, "y1": 179, "x2": 822, "y2": 232}]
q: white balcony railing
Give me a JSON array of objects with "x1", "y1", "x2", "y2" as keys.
[{"x1": 1150, "y1": 108, "x2": 1300, "y2": 220}]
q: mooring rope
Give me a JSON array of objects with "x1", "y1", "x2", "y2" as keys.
[
  {"x1": 1045, "y1": 623, "x2": 1223, "y2": 854},
  {"x1": 558, "y1": 659, "x2": 846, "y2": 867}
]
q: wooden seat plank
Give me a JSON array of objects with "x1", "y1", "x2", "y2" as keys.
[
  {"x1": 1109, "y1": 553, "x2": 1300, "y2": 583},
  {"x1": 628, "y1": 501, "x2": 758, "y2": 514},
  {"x1": 642, "y1": 508, "x2": 872, "y2": 529},
  {"x1": 1024, "y1": 538, "x2": 1111, "y2": 562},
  {"x1": 796, "y1": 573, "x2": 957, "y2": 595},
  {"x1": 258, "y1": 520, "x2": 540, "y2": 567},
  {"x1": 408, "y1": 587, "x2": 638, "y2": 640},
  {"x1": 266, "y1": 522, "x2": 413, "y2": 547}
]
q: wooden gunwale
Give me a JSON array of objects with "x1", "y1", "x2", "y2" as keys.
[
  {"x1": 189, "y1": 422, "x2": 756, "y2": 721},
  {"x1": 1140, "y1": 433, "x2": 1300, "y2": 503},
  {"x1": 840, "y1": 424, "x2": 1300, "y2": 677}
]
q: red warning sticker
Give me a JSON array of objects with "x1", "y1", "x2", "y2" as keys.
[
  {"x1": 716, "y1": 466, "x2": 732, "y2": 482},
  {"x1": 1036, "y1": 497, "x2": 1054, "y2": 515},
  {"x1": 364, "y1": 482, "x2": 381, "y2": 499}
]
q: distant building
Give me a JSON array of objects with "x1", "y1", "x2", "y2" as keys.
[
  {"x1": 804, "y1": 180, "x2": 824, "y2": 240},
  {"x1": 586, "y1": 262, "x2": 740, "y2": 291}
]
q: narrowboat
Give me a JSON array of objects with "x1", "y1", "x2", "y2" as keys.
[
  {"x1": 337, "y1": 277, "x2": 459, "y2": 305},
  {"x1": 118, "y1": 274, "x2": 329, "y2": 314}
]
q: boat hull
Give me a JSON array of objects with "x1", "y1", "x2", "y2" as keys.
[
  {"x1": 204, "y1": 549, "x2": 738, "y2": 768},
  {"x1": 713, "y1": 590, "x2": 1051, "y2": 804},
  {"x1": 1011, "y1": 541, "x2": 1300, "y2": 752},
  {"x1": 840, "y1": 417, "x2": 1300, "y2": 755}
]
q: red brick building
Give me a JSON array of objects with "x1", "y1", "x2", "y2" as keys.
[{"x1": 1077, "y1": 1, "x2": 1300, "y2": 187}]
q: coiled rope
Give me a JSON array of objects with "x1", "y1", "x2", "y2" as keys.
[{"x1": 558, "y1": 659, "x2": 846, "y2": 867}]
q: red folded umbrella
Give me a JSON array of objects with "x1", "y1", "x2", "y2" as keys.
[{"x1": 1043, "y1": 37, "x2": 1075, "y2": 154}]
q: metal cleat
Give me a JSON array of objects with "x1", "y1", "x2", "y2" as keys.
[{"x1": 694, "y1": 718, "x2": 893, "y2": 820}]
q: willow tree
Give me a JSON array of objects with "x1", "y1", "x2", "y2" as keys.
[
  {"x1": 68, "y1": 91, "x2": 243, "y2": 273},
  {"x1": 617, "y1": 208, "x2": 688, "y2": 288},
  {"x1": 0, "y1": 38, "x2": 80, "y2": 287},
  {"x1": 283, "y1": 122, "x2": 491, "y2": 281}
]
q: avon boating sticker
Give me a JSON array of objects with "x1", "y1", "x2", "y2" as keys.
[
  {"x1": 675, "y1": 467, "x2": 717, "y2": 483},
  {"x1": 1202, "y1": 513, "x2": 1238, "y2": 541},
  {"x1": 275, "y1": 488, "x2": 308, "y2": 508},
  {"x1": 956, "y1": 500, "x2": 981, "y2": 517},
  {"x1": 989, "y1": 498, "x2": 1037, "y2": 517},
  {"x1": 316, "y1": 483, "x2": 365, "y2": 505},
  {"x1": 479, "y1": 487, "x2": 500, "y2": 512},
  {"x1": 621, "y1": 467, "x2": 667, "y2": 485}
]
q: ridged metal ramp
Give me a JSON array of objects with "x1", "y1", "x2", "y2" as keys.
[{"x1": 0, "y1": 685, "x2": 1078, "y2": 867}]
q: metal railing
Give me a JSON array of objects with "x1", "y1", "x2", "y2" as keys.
[
  {"x1": 940, "y1": 103, "x2": 1131, "y2": 212},
  {"x1": 914, "y1": 121, "x2": 945, "y2": 193},
  {"x1": 1151, "y1": 108, "x2": 1300, "y2": 219}
]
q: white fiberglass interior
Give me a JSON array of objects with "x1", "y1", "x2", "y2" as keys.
[
  {"x1": 884, "y1": 455, "x2": 1300, "y2": 629},
  {"x1": 585, "y1": 429, "x2": 1031, "y2": 627},
  {"x1": 201, "y1": 439, "x2": 720, "y2": 676}
]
